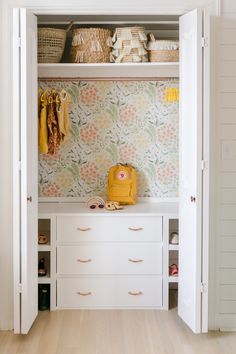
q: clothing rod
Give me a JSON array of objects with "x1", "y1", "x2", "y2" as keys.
[{"x1": 38, "y1": 77, "x2": 177, "y2": 81}]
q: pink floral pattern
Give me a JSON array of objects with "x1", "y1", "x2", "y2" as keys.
[
  {"x1": 119, "y1": 144, "x2": 137, "y2": 162},
  {"x1": 80, "y1": 123, "x2": 98, "y2": 143},
  {"x1": 157, "y1": 123, "x2": 176, "y2": 143},
  {"x1": 41, "y1": 183, "x2": 62, "y2": 197},
  {"x1": 119, "y1": 105, "x2": 137, "y2": 125},
  {"x1": 80, "y1": 162, "x2": 99, "y2": 184},
  {"x1": 156, "y1": 163, "x2": 177, "y2": 184},
  {"x1": 79, "y1": 86, "x2": 99, "y2": 105},
  {"x1": 39, "y1": 80, "x2": 179, "y2": 198}
]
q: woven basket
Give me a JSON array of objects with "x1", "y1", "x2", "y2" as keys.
[
  {"x1": 147, "y1": 34, "x2": 179, "y2": 62},
  {"x1": 71, "y1": 28, "x2": 112, "y2": 63},
  {"x1": 111, "y1": 27, "x2": 148, "y2": 63},
  {"x1": 149, "y1": 49, "x2": 179, "y2": 62},
  {"x1": 38, "y1": 23, "x2": 73, "y2": 63}
]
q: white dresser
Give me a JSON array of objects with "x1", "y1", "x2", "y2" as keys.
[{"x1": 38, "y1": 202, "x2": 178, "y2": 310}]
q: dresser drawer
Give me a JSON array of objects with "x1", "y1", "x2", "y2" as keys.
[
  {"x1": 57, "y1": 276, "x2": 162, "y2": 308},
  {"x1": 57, "y1": 243, "x2": 162, "y2": 275},
  {"x1": 57, "y1": 216, "x2": 162, "y2": 243}
]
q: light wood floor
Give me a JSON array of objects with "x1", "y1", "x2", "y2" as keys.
[{"x1": 1, "y1": 308, "x2": 236, "y2": 354}]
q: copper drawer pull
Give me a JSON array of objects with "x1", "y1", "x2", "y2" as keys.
[
  {"x1": 128, "y1": 258, "x2": 144, "y2": 263},
  {"x1": 128, "y1": 227, "x2": 143, "y2": 231},
  {"x1": 77, "y1": 259, "x2": 92, "y2": 263},
  {"x1": 77, "y1": 227, "x2": 91, "y2": 232},
  {"x1": 128, "y1": 291, "x2": 143, "y2": 296},
  {"x1": 77, "y1": 292, "x2": 92, "y2": 296}
]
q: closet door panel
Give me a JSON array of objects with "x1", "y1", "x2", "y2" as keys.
[
  {"x1": 13, "y1": 8, "x2": 38, "y2": 334},
  {"x1": 178, "y1": 8, "x2": 203, "y2": 334}
]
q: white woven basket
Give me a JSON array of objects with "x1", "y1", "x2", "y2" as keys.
[
  {"x1": 38, "y1": 23, "x2": 73, "y2": 63},
  {"x1": 111, "y1": 27, "x2": 148, "y2": 63},
  {"x1": 147, "y1": 34, "x2": 179, "y2": 62}
]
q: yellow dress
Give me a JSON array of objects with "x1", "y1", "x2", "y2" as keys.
[
  {"x1": 38, "y1": 91, "x2": 48, "y2": 154},
  {"x1": 57, "y1": 89, "x2": 71, "y2": 139}
]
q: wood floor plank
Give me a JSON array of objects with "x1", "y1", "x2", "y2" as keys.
[{"x1": 1, "y1": 309, "x2": 236, "y2": 354}]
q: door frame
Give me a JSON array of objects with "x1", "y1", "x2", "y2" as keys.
[{"x1": 12, "y1": 3, "x2": 215, "y2": 333}]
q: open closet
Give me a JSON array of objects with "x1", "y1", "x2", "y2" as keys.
[{"x1": 13, "y1": 7, "x2": 210, "y2": 336}]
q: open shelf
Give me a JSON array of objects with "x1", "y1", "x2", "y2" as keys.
[
  {"x1": 38, "y1": 244, "x2": 51, "y2": 252},
  {"x1": 38, "y1": 275, "x2": 51, "y2": 284},
  {"x1": 38, "y1": 62, "x2": 179, "y2": 79},
  {"x1": 168, "y1": 276, "x2": 179, "y2": 283},
  {"x1": 169, "y1": 244, "x2": 179, "y2": 251}
]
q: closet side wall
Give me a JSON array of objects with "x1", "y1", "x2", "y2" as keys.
[
  {"x1": 1, "y1": 0, "x2": 216, "y2": 330},
  {"x1": 214, "y1": 0, "x2": 236, "y2": 331}
]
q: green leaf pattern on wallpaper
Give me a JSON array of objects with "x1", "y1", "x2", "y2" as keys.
[{"x1": 38, "y1": 80, "x2": 179, "y2": 198}]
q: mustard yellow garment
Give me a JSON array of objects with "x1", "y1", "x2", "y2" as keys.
[
  {"x1": 165, "y1": 87, "x2": 179, "y2": 102},
  {"x1": 57, "y1": 89, "x2": 71, "y2": 139},
  {"x1": 38, "y1": 92, "x2": 48, "y2": 154}
]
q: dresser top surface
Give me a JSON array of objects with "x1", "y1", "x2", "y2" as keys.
[{"x1": 38, "y1": 201, "x2": 178, "y2": 217}]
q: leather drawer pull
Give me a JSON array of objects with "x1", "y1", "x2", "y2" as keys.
[
  {"x1": 77, "y1": 292, "x2": 92, "y2": 296},
  {"x1": 77, "y1": 259, "x2": 92, "y2": 263},
  {"x1": 77, "y1": 227, "x2": 91, "y2": 232},
  {"x1": 128, "y1": 227, "x2": 143, "y2": 231},
  {"x1": 128, "y1": 291, "x2": 143, "y2": 296},
  {"x1": 128, "y1": 258, "x2": 144, "y2": 263}
]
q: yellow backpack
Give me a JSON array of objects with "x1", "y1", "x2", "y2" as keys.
[{"x1": 107, "y1": 164, "x2": 137, "y2": 205}]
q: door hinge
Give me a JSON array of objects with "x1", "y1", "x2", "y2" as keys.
[
  {"x1": 200, "y1": 283, "x2": 207, "y2": 293},
  {"x1": 18, "y1": 283, "x2": 22, "y2": 293},
  {"x1": 17, "y1": 37, "x2": 21, "y2": 47},
  {"x1": 201, "y1": 37, "x2": 207, "y2": 48},
  {"x1": 201, "y1": 160, "x2": 206, "y2": 171},
  {"x1": 18, "y1": 161, "x2": 22, "y2": 170}
]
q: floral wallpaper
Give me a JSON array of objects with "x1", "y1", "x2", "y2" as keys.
[{"x1": 38, "y1": 80, "x2": 179, "y2": 198}]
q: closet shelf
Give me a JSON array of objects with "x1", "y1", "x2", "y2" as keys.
[
  {"x1": 38, "y1": 62, "x2": 179, "y2": 79},
  {"x1": 38, "y1": 275, "x2": 51, "y2": 284},
  {"x1": 169, "y1": 244, "x2": 179, "y2": 251},
  {"x1": 168, "y1": 276, "x2": 179, "y2": 283},
  {"x1": 38, "y1": 244, "x2": 51, "y2": 252}
]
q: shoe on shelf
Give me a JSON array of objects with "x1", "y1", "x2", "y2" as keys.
[
  {"x1": 105, "y1": 201, "x2": 124, "y2": 211},
  {"x1": 169, "y1": 232, "x2": 179, "y2": 245},
  {"x1": 169, "y1": 263, "x2": 178, "y2": 276},
  {"x1": 38, "y1": 257, "x2": 47, "y2": 276}
]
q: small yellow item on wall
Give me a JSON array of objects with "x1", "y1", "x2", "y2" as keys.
[
  {"x1": 165, "y1": 87, "x2": 179, "y2": 102},
  {"x1": 107, "y1": 164, "x2": 137, "y2": 205}
]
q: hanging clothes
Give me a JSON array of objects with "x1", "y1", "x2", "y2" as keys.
[
  {"x1": 38, "y1": 91, "x2": 48, "y2": 154},
  {"x1": 165, "y1": 87, "x2": 179, "y2": 103},
  {"x1": 38, "y1": 88, "x2": 71, "y2": 155},
  {"x1": 47, "y1": 90, "x2": 61, "y2": 155},
  {"x1": 57, "y1": 89, "x2": 71, "y2": 139}
]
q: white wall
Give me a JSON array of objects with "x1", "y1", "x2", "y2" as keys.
[
  {"x1": 0, "y1": 0, "x2": 217, "y2": 330},
  {"x1": 214, "y1": 0, "x2": 236, "y2": 331}
]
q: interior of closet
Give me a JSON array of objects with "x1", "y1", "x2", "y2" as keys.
[{"x1": 37, "y1": 13, "x2": 180, "y2": 311}]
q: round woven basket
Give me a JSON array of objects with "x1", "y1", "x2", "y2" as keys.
[
  {"x1": 147, "y1": 35, "x2": 179, "y2": 62},
  {"x1": 149, "y1": 49, "x2": 179, "y2": 62},
  {"x1": 111, "y1": 27, "x2": 148, "y2": 63},
  {"x1": 38, "y1": 28, "x2": 67, "y2": 63},
  {"x1": 71, "y1": 28, "x2": 112, "y2": 63}
]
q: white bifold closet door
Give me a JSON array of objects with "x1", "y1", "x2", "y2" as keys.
[
  {"x1": 12, "y1": 6, "x2": 209, "y2": 335},
  {"x1": 178, "y1": 8, "x2": 208, "y2": 334},
  {"x1": 13, "y1": 8, "x2": 38, "y2": 334}
]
